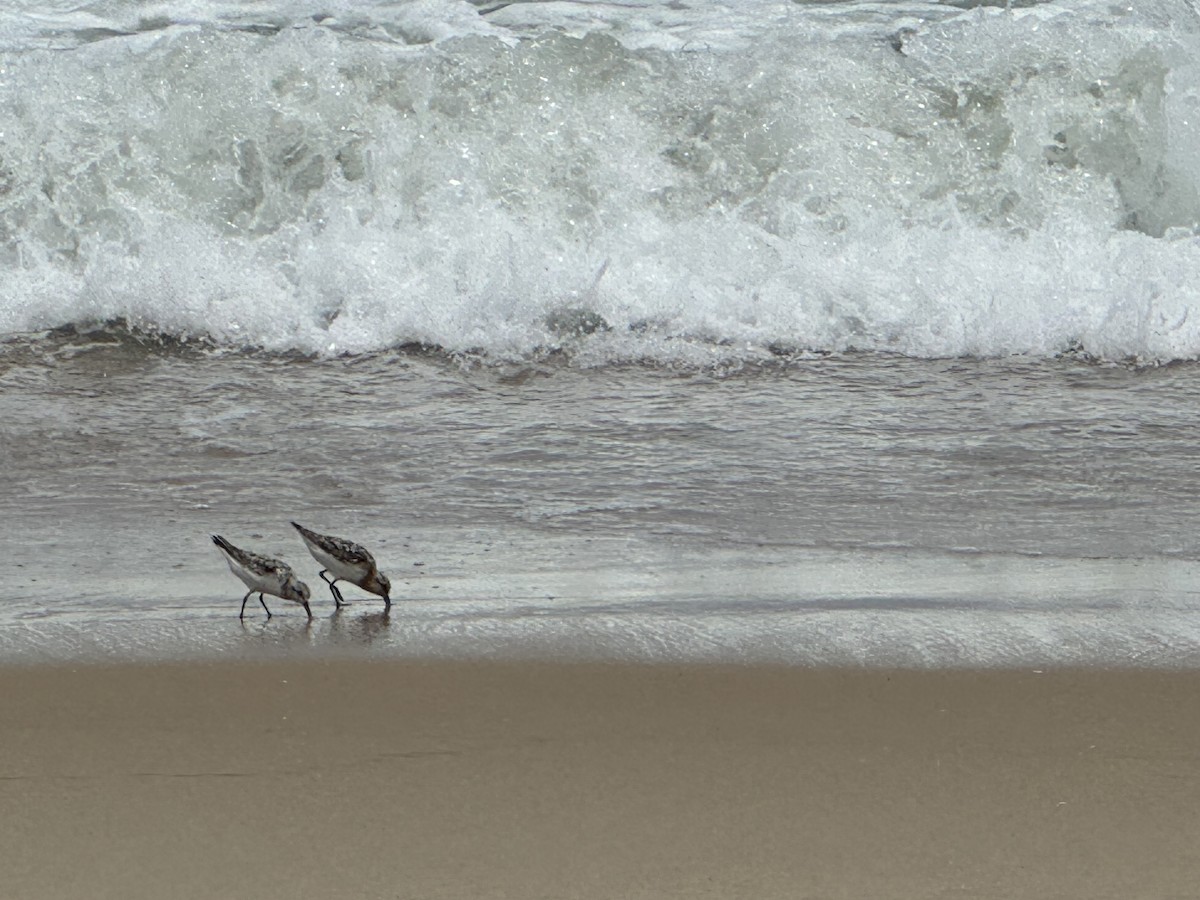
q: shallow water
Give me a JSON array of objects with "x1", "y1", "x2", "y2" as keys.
[{"x1": 2, "y1": 333, "x2": 1199, "y2": 666}]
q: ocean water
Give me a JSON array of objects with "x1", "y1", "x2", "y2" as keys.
[{"x1": 3, "y1": 0, "x2": 1200, "y2": 666}]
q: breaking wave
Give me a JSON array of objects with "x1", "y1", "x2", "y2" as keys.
[{"x1": 3, "y1": 0, "x2": 1200, "y2": 363}]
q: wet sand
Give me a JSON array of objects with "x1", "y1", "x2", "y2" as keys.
[{"x1": 4, "y1": 661, "x2": 1200, "y2": 899}]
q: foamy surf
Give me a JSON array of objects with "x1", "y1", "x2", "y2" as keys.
[{"x1": 3, "y1": 0, "x2": 1200, "y2": 363}]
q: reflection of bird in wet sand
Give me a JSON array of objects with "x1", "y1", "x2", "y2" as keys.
[
  {"x1": 329, "y1": 609, "x2": 392, "y2": 646},
  {"x1": 291, "y1": 522, "x2": 392, "y2": 610},
  {"x1": 212, "y1": 535, "x2": 312, "y2": 620}
]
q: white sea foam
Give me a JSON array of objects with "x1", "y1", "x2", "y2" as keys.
[{"x1": 3, "y1": 0, "x2": 1200, "y2": 362}]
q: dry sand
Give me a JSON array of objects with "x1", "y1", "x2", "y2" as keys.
[{"x1": 3, "y1": 661, "x2": 1200, "y2": 899}]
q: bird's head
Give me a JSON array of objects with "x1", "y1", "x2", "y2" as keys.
[
  {"x1": 366, "y1": 570, "x2": 391, "y2": 603},
  {"x1": 283, "y1": 577, "x2": 311, "y2": 604}
]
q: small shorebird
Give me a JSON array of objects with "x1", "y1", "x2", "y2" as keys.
[
  {"x1": 291, "y1": 522, "x2": 392, "y2": 610},
  {"x1": 212, "y1": 535, "x2": 312, "y2": 620}
]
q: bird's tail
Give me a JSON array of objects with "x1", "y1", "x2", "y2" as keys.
[{"x1": 212, "y1": 534, "x2": 235, "y2": 555}]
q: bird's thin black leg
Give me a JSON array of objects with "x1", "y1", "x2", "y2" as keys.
[
  {"x1": 259, "y1": 593, "x2": 272, "y2": 617},
  {"x1": 240, "y1": 591, "x2": 253, "y2": 619},
  {"x1": 320, "y1": 570, "x2": 346, "y2": 606}
]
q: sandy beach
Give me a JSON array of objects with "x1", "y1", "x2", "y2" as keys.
[{"x1": 4, "y1": 661, "x2": 1199, "y2": 899}]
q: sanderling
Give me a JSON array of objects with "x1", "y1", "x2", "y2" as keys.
[
  {"x1": 291, "y1": 522, "x2": 392, "y2": 610},
  {"x1": 212, "y1": 535, "x2": 312, "y2": 620}
]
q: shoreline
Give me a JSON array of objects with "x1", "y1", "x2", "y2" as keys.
[
  {"x1": 6, "y1": 659, "x2": 1200, "y2": 899},
  {"x1": 5, "y1": 541, "x2": 1200, "y2": 669}
]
